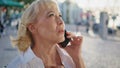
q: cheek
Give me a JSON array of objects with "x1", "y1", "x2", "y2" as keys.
[
  {"x1": 37, "y1": 19, "x2": 57, "y2": 32},
  {"x1": 36, "y1": 27, "x2": 44, "y2": 37},
  {"x1": 45, "y1": 19, "x2": 57, "y2": 32},
  {"x1": 36, "y1": 18, "x2": 63, "y2": 42},
  {"x1": 36, "y1": 23, "x2": 56, "y2": 38}
]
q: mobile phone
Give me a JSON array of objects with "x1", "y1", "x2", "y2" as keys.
[{"x1": 58, "y1": 30, "x2": 71, "y2": 48}]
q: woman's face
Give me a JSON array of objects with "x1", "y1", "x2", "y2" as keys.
[{"x1": 33, "y1": 2, "x2": 65, "y2": 44}]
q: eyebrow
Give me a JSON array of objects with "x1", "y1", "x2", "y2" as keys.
[
  {"x1": 47, "y1": 11, "x2": 54, "y2": 14},
  {"x1": 47, "y1": 11, "x2": 61, "y2": 15}
]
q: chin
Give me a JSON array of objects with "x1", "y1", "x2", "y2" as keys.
[
  {"x1": 56, "y1": 33, "x2": 64, "y2": 43},
  {"x1": 58, "y1": 36, "x2": 65, "y2": 43}
]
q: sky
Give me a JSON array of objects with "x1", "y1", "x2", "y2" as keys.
[{"x1": 57, "y1": 0, "x2": 120, "y2": 9}]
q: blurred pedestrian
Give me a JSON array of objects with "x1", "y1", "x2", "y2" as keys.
[
  {"x1": 7, "y1": 0, "x2": 85, "y2": 68},
  {"x1": 86, "y1": 11, "x2": 95, "y2": 37},
  {"x1": 0, "y1": 22, "x2": 4, "y2": 35}
]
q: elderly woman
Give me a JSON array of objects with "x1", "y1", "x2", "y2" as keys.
[{"x1": 7, "y1": 0, "x2": 85, "y2": 68}]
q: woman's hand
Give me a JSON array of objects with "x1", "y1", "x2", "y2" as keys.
[
  {"x1": 64, "y1": 32, "x2": 85, "y2": 68},
  {"x1": 65, "y1": 32, "x2": 83, "y2": 56}
]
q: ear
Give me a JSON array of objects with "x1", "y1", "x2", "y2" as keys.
[{"x1": 27, "y1": 23, "x2": 36, "y2": 33}]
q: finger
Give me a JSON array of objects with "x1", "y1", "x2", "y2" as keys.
[
  {"x1": 76, "y1": 32, "x2": 82, "y2": 36},
  {"x1": 70, "y1": 36, "x2": 83, "y2": 42},
  {"x1": 76, "y1": 36, "x2": 83, "y2": 40},
  {"x1": 66, "y1": 32, "x2": 83, "y2": 42},
  {"x1": 66, "y1": 32, "x2": 76, "y2": 38}
]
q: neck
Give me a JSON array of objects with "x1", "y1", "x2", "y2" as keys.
[
  {"x1": 32, "y1": 38, "x2": 57, "y2": 55},
  {"x1": 32, "y1": 39, "x2": 58, "y2": 66}
]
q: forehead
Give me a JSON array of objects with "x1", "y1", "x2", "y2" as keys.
[{"x1": 38, "y1": 1, "x2": 60, "y2": 14}]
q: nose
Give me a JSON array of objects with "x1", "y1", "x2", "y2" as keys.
[{"x1": 56, "y1": 17, "x2": 64, "y2": 25}]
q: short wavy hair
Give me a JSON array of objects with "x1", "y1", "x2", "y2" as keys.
[{"x1": 10, "y1": 0, "x2": 58, "y2": 52}]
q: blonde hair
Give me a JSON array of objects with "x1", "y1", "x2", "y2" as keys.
[{"x1": 11, "y1": 0, "x2": 58, "y2": 52}]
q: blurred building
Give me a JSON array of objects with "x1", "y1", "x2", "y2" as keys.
[{"x1": 59, "y1": 0, "x2": 83, "y2": 24}]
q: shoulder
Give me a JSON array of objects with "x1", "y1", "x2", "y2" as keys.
[
  {"x1": 7, "y1": 56, "x2": 22, "y2": 68},
  {"x1": 7, "y1": 47, "x2": 45, "y2": 68}
]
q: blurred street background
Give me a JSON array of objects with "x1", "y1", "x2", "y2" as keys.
[{"x1": 0, "y1": 0, "x2": 120, "y2": 68}]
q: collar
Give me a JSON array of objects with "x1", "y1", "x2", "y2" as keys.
[
  {"x1": 20, "y1": 47, "x2": 36, "y2": 64},
  {"x1": 19, "y1": 45, "x2": 75, "y2": 68},
  {"x1": 56, "y1": 45, "x2": 76, "y2": 68}
]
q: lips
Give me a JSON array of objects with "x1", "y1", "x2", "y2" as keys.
[{"x1": 58, "y1": 29, "x2": 64, "y2": 33}]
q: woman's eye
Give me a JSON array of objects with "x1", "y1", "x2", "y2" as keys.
[
  {"x1": 49, "y1": 14, "x2": 55, "y2": 17},
  {"x1": 59, "y1": 14, "x2": 62, "y2": 17}
]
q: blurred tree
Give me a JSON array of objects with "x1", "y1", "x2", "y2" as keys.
[{"x1": 13, "y1": 0, "x2": 34, "y2": 4}]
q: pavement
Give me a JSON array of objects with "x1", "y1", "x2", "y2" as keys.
[{"x1": 0, "y1": 24, "x2": 120, "y2": 68}]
